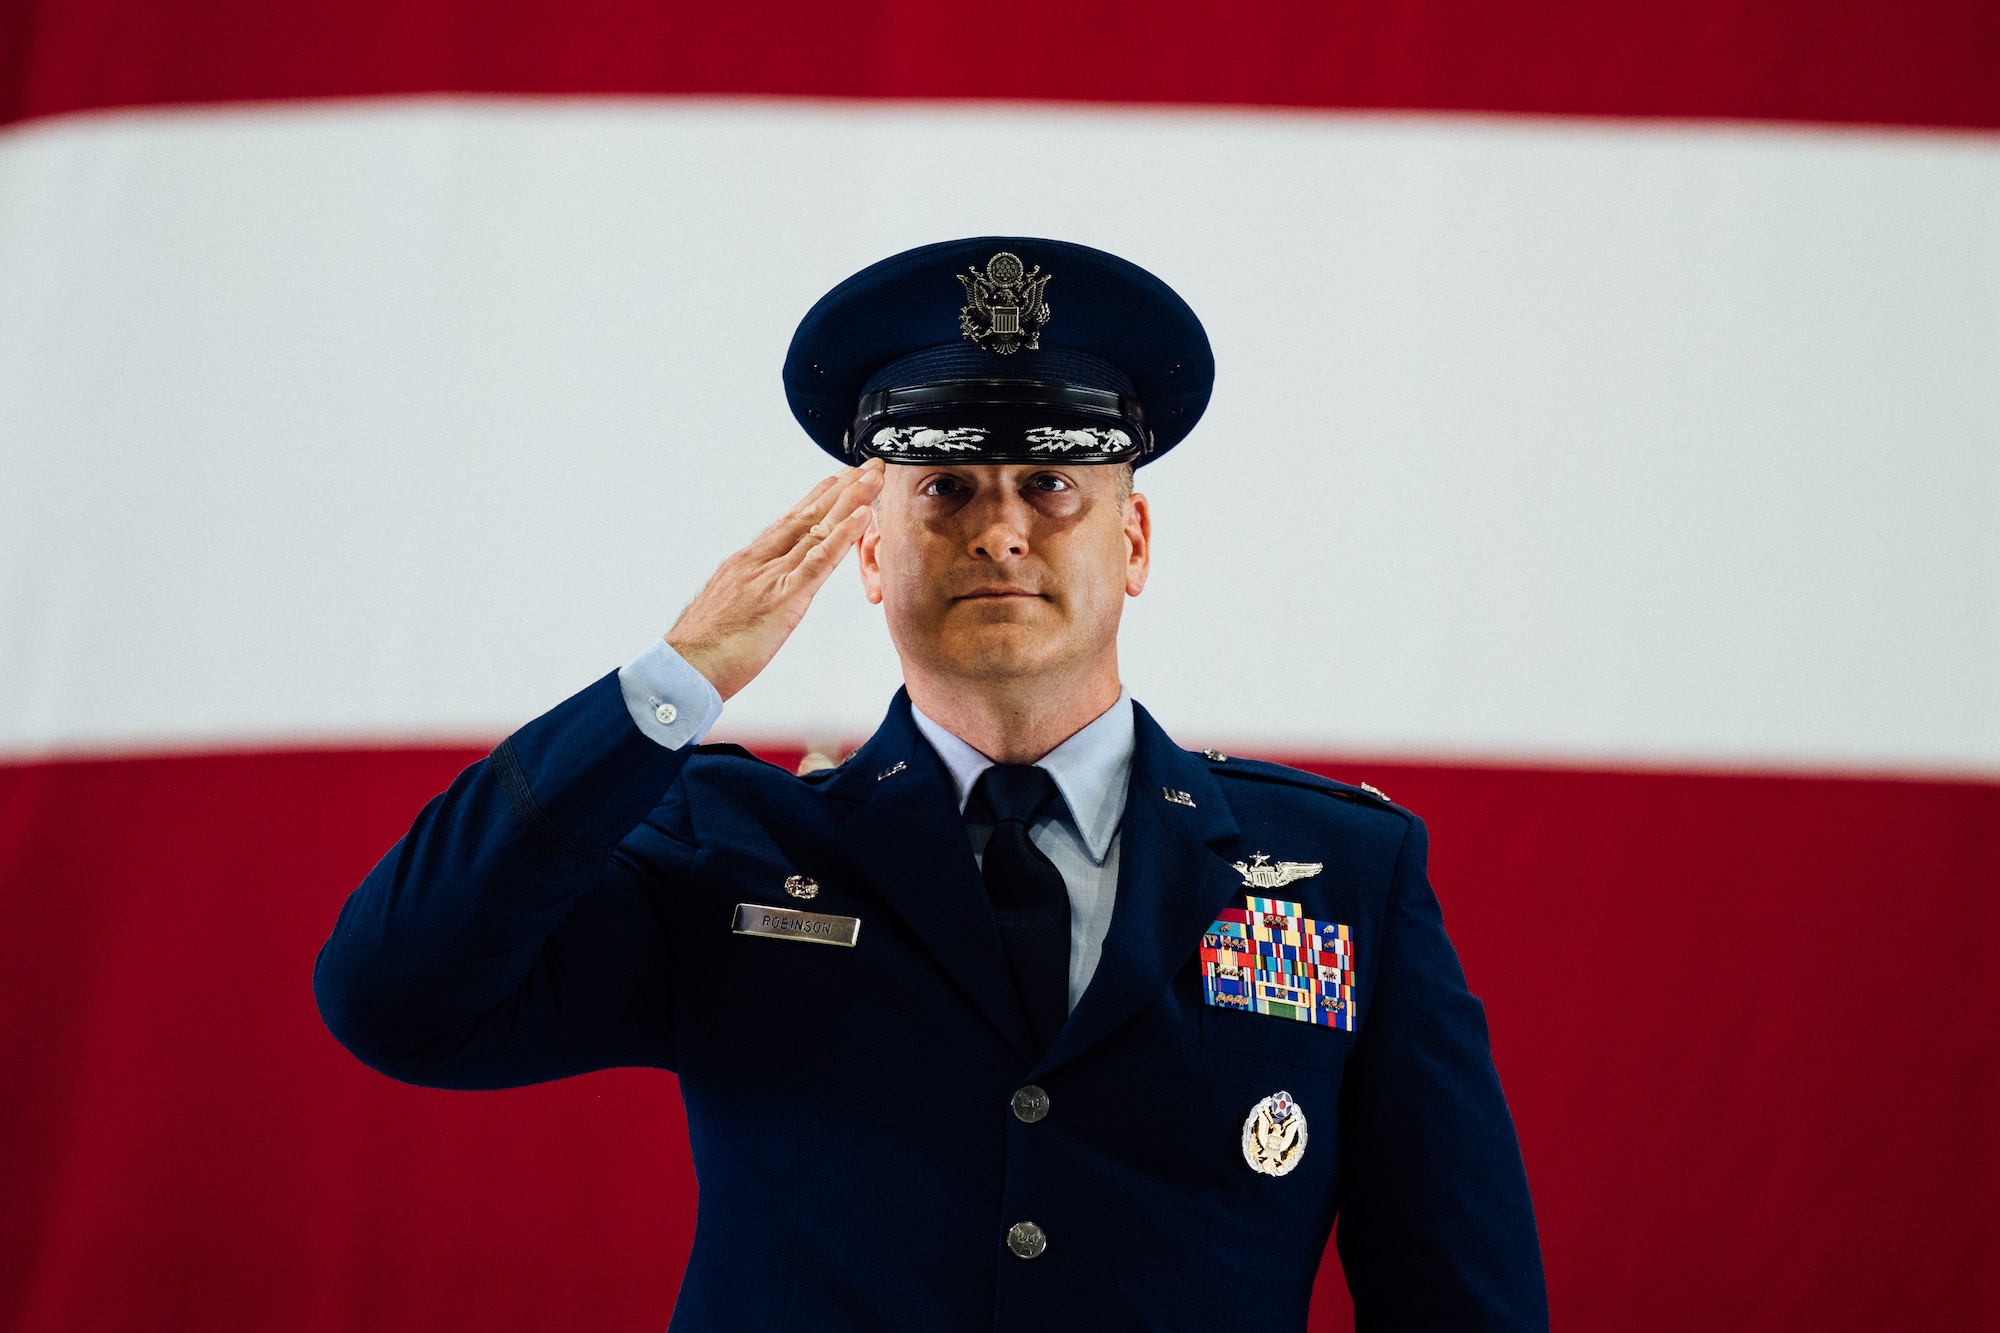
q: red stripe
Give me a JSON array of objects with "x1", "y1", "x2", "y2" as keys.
[
  {"x1": 0, "y1": 749, "x2": 692, "y2": 1330},
  {"x1": 3, "y1": 0, "x2": 1996, "y2": 130},
  {"x1": 2, "y1": 746, "x2": 1995, "y2": 1330}
]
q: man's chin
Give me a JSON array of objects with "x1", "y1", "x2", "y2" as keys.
[{"x1": 931, "y1": 627, "x2": 1072, "y2": 682}]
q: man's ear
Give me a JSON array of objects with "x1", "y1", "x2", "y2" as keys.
[
  {"x1": 1123, "y1": 491, "x2": 1151, "y2": 598},
  {"x1": 858, "y1": 506, "x2": 885, "y2": 605}
]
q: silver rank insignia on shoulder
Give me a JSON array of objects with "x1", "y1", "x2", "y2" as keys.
[
  {"x1": 958, "y1": 251, "x2": 1051, "y2": 354},
  {"x1": 784, "y1": 875, "x2": 819, "y2": 900},
  {"x1": 1231, "y1": 852, "x2": 1322, "y2": 890},
  {"x1": 1242, "y1": 1091, "x2": 1308, "y2": 1177}
]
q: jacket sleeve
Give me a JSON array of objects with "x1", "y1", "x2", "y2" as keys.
[
  {"x1": 1334, "y1": 815, "x2": 1550, "y2": 1331},
  {"x1": 313, "y1": 671, "x2": 699, "y2": 1089}
]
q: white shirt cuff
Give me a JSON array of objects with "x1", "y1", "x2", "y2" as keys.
[{"x1": 617, "y1": 638, "x2": 724, "y2": 749}]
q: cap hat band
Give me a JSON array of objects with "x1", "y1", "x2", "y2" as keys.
[{"x1": 851, "y1": 380, "x2": 1149, "y2": 464}]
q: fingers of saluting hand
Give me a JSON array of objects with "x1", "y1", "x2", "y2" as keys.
[
  {"x1": 666, "y1": 459, "x2": 884, "y2": 701},
  {"x1": 797, "y1": 460, "x2": 883, "y2": 548},
  {"x1": 777, "y1": 460, "x2": 884, "y2": 590},
  {"x1": 749, "y1": 460, "x2": 884, "y2": 559}
]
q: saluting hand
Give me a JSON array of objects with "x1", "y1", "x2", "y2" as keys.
[{"x1": 666, "y1": 458, "x2": 886, "y2": 701}]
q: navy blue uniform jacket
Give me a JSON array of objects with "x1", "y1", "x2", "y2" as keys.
[{"x1": 316, "y1": 674, "x2": 1547, "y2": 1331}]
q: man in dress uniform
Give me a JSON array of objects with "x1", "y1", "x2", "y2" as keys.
[{"x1": 316, "y1": 237, "x2": 1548, "y2": 1331}]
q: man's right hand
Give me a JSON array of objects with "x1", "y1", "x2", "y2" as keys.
[{"x1": 665, "y1": 458, "x2": 886, "y2": 701}]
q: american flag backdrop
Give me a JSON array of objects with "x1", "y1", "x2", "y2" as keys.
[{"x1": 2, "y1": 3, "x2": 1996, "y2": 1329}]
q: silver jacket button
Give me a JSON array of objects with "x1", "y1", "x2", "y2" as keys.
[
  {"x1": 653, "y1": 702, "x2": 678, "y2": 725},
  {"x1": 1011, "y1": 1085, "x2": 1050, "y2": 1123},
  {"x1": 1006, "y1": 1221, "x2": 1046, "y2": 1259}
]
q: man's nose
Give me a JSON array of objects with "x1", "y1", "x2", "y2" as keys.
[{"x1": 968, "y1": 491, "x2": 1032, "y2": 561}]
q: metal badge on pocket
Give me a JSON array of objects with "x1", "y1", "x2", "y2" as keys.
[{"x1": 1242, "y1": 1091, "x2": 1308, "y2": 1176}]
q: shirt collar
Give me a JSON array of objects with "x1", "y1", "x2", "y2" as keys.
[{"x1": 908, "y1": 693, "x2": 1135, "y2": 866}]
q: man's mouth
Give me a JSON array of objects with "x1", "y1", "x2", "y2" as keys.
[{"x1": 955, "y1": 587, "x2": 1042, "y2": 601}]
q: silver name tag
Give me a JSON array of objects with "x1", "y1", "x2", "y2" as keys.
[{"x1": 732, "y1": 902, "x2": 861, "y2": 948}]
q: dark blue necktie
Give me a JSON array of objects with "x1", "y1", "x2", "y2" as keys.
[{"x1": 973, "y1": 764, "x2": 1071, "y2": 1054}]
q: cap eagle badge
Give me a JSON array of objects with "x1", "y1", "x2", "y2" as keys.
[
  {"x1": 1231, "y1": 852, "x2": 1324, "y2": 890},
  {"x1": 958, "y1": 251, "x2": 1052, "y2": 354}
]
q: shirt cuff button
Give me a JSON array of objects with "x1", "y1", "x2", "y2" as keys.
[{"x1": 654, "y1": 702, "x2": 679, "y2": 725}]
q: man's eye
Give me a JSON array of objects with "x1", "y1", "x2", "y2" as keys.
[
  {"x1": 922, "y1": 476, "x2": 965, "y2": 497},
  {"x1": 1028, "y1": 474, "x2": 1070, "y2": 492}
]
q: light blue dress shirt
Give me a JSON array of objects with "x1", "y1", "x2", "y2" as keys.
[
  {"x1": 619, "y1": 640, "x2": 1134, "y2": 1010},
  {"x1": 619, "y1": 637, "x2": 724, "y2": 748}
]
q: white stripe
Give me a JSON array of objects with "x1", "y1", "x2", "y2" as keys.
[{"x1": 2, "y1": 99, "x2": 1995, "y2": 770}]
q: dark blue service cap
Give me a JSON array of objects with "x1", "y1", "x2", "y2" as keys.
[{"x1": 784, "y1": 237, "x2": 1213, "y2": 467}]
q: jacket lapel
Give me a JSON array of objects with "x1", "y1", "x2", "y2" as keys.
[
  {"x1": 1036, "y1": 703, "x2": 1241, "y2": 1075},
  {"x1": 827, "y1": 692, "x2": 1038, "y2": 1064}
]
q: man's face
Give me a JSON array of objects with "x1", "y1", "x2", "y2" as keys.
[{"x1": 858, "y1": 463, "x2": 1150, "y2": 685}]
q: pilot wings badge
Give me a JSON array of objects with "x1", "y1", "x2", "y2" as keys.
[
  {"x1": 957, "y1": 251, "x2": 1052, "y2": 354},
  {"x1": 1231, "y1": 852, "x2": 1323, "y2": 890}
]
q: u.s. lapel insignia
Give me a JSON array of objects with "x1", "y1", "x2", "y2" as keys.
[
  {"x1": 1200, "y1": 894, "x2": 1357, "y2": 1031},
  {"x1": 957, "y1": 251, "x2": 1052, "y2": 354},
  {"x1": 1231, "y1": 852, "x2": 1321, "y2": 889},
  {"x1": 784, "y1": 875, "x2": 819, "y2": 900},
  {"x1": 1242, "y1": 1091, "x2": 1308, "y2": 1177}
]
